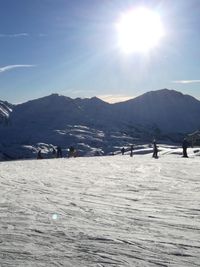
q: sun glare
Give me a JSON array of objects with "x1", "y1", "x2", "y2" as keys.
[{"x1": 116, "y1": 7, "x2": 165, "y2": 53}]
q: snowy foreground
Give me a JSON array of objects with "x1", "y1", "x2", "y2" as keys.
[{"x1": 0, "y1": 146, "x2": 199, "y2": 267}]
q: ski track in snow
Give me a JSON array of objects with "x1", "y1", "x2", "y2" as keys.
[{"x1": 0, "y1": 154, "x2": 199, "y2": 266}]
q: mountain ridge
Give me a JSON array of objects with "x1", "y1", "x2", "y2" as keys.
[
  {"x1": 1, "y1": 88, "x2": 200, "y2": 132},
  {"x1": 0, "y1": 89, "x2": 200, "y2": 159}
]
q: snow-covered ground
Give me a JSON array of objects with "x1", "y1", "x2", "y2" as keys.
[{"x1": 0, "y1": 146, "x2": 199, "y2": 266}]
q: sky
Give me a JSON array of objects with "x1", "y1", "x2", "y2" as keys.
[{"x1": 0, "y1": 0, "x2": 200, "y2": 103}]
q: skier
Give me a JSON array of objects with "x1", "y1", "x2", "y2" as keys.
[
  {"x1": 121, "y1": 147, "x2": 125, "y2": 155},
  {"x1": 152, "y1": 140, "x2": 158, "y2": 158},
  {"x1": 56, "y1": 146, "x2": 62, "y2": 158},
  {"x1": 130, "y1": 145, "x2": 134, "y2": 157},
  {"x1": 52, "y1": 147, "x2": 56, "y2": 158},
  {"x1": 37, "y1": 149, "x2": 43, "y2": 159},
  {"x1": 182, "y1": 138, "x2": 189, "y2": 158},
  {"x1": 68, "y1": 146, "x2": 75, "y2": 157}
]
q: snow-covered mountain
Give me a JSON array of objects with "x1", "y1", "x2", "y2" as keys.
[
  {"x1": 0, "y1": 100, "x2": 13, "y2": 124},
  {"x1": 9, "y1": 94, "x2": 112, "y2": 129},
  {"x1": 6, "y1": 89, "x2": 200, "y2": 133},
  {"x1": 113, "y1": 89, "x2": 200, "y2": 133},
  {"x1": 0, "y1": 89, "x2": 200, "y2": 159}
]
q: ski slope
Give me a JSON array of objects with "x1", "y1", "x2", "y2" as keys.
[{"x1": 0, "y1": 146, "x2": 199, "y2": 266}]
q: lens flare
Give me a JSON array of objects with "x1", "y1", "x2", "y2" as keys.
[{"x1": 52, "y1": 214, "x2": 58, "y2": 220}]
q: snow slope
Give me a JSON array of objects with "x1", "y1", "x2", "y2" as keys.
[
  {"x1": 0, "y1": 100, "x2": 13, "y2": 124},
  {"x1": 0, "y1": 148, "x2": 199, "y2": 266}
]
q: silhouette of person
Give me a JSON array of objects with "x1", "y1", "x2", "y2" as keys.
[
  {"x1": 182, "y1": 138, "x2": 189, "y2": 158},
  {"x1": 130, "y1": 145, "x2": 134, "y2": 157},
  {"x1": 56, "y1": 146, "x2": 62, "y2": 158},
  {"x1": 152, "y1": 140, "x2": 158, "y2": 158},
  {"x1": 37, "y1": 149, "x2": 43, "y2": 159},
  {"x1": 69, "y1": 146, "x2": 75, "y2": 157},
  {"x1": 121, "y1": 147, "x2": 125, "y2": 155},
  {"x1": 52, "y1": 147, "x2": 56, "y2": 158}
]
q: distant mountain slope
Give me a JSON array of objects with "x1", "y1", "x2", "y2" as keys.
[
  {"x1": 1, "y1": 94, "x2": 114, "y2": 145},
  {"x1": 1, "y1": 89, "x2": 200, "y2": 159},
  {"x1": 10, "y1": 94, "x2": 112, "y2": 129},
  {"x1": 3, "y1": 89, "x2": 200, "y2": 135},
  {"x1": 10, "y1": 94, "x2": 85, "y2": 129},
  {"x1": 113, "y1": 89, "x2": 200, "y2": 132}
]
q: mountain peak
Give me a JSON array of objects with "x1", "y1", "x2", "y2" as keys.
[
  {"x1": 144, "y1": 88, "x2": 184, "y2": 97},
  {"x1": 129, "y1": 88, "x2": 200, "y2": 104},
  {"x1": 90, "y1": 96, "x2": 108, "y2": 104}
]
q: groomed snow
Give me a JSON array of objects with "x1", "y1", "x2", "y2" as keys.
[{"x1": 0, "y1": 148, "x2": 199, "y2": 266}]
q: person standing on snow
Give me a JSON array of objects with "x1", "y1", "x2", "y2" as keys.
[
  {"x1": 121, "y1": 147, "x2": 125, "y2": 155},
  {"x1": 52, "y1": 147, "x2": 56, "y2": 158},
  {"x1": 130, "y1": 145, "x2": 134, "y2": 157},
  {"x1": 152, "y1": 140, "x2": 158, "y2": 158},
  {"x1": 56, "y1": 146, "x2": 62, "y2": 158},
  {"x1": 37, "y1": 149, "x2": 43, "y2": 159},
  {"x1": 182, "y1": 138, "x2": 189, "y2": 158},
  {"x1": 68, "y1": 146, "x2": 74, "y2": 157}
]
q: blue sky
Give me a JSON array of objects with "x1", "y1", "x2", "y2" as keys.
[{"x1": 0, "y1": 0, "x2": 200, "y2": 103}]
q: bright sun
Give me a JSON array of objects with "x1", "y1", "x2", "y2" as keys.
[{"x1": 116, "y1": 7, "x2": 165, "y2": 53}]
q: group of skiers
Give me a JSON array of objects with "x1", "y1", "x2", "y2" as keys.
[
  {"x1": 121, "y1": 142, "x2": 158, "y2": 158},
  {"x1": 120, "y1": 138, "x2": 190, "y2": 159},
  {"x1": 37, "y1": 145, "x2": 77, "y2": 159},
  {"x1": 121, "y1": 145, "x2": 134, "y2": 157},
  {"x1": 37, "y1": 138, "x2": 190, "y2": 160}
]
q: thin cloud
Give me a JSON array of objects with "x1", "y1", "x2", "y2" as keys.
[
  {"x1": 0, "y1": 33, "x2": 48, "y2": 38},
  {"x1": 0, "y1": 33, "x2": 29, "y2": 38},
  {"x1": 172, "y1": 80, "x2": 200, "y2": 84},
  {"x1": 0, "y1": 65, "x2": 35, "y2": 73},
  {"x1": 38, "y1": 33, "x2": 47, "y2": 37}
]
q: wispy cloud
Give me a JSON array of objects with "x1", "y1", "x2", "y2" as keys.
[
  {"x1": 38, "y1": 33, "x2": 47, "y2": 37},
  {"x1": 172, "y1": 80, "x2": 200, "y2": 84},
  {"x1": 0, "y1": 33, "x2": 29, "y2": 38},
  {"x1": 0, "y1": 65, "x2": 35, "y2": 73},
  {"x1": 0, "y1": 33, "x2": 48, "y2": 38},
  {"x1": 98, "y1": 94, "x2": 134, "y2": 103}
]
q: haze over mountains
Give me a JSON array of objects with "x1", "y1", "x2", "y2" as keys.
[{"x1": 0, "y1": 89, "x2": 200, "y2": 159}]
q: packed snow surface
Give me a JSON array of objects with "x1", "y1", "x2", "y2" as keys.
[{"x1": 0, "y1": 147, "x2": 199, "y2": 266}]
